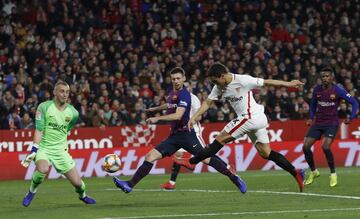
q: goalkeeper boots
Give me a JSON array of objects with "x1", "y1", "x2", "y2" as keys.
[
  {"x1": 304, "y1": 169, "x2": 320, "y2": 185},
  {"x1": 79, "y1": 196, "x2": 96, "y2": 204},
  {"x1": 22, "y1": 191, "x2": 36, "y2": 207}
]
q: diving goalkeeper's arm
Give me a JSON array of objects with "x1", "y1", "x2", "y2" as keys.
[{"x1": 21, "y1": 130, "x2": 42, "y2": 168}]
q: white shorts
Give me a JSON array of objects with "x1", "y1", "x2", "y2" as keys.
[
  {"x1": 223, "y1": 113, "x2": 270, "y2": 144},
  {"x1": 177, "y1": 131, "x2": 206, "y2": 153}
]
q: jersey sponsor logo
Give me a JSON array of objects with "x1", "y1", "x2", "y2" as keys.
[
  {"x1": 225, "y1": 95, "x2": 243, "y2": 102},
  {"x1": 318, "y1": 101, "x2": 336, "y2": 107},
  {"x1": 48, "y1": 122, "x2": 67, "y2": 131},
  {"x1": 35, "y1": 111, "x2": 41, "y2": 120}
]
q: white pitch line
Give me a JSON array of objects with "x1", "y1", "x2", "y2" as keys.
[
  {"x1": 97, "y1": 207, "x2": 360, "y2": 219},
  {"x1": 105, "y1": 188, "x2": 360, "y2": 200}
]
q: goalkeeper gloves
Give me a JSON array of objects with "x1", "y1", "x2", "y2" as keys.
[{"x1": 21, "y1": 143, "x2": 39, "y2": 168}]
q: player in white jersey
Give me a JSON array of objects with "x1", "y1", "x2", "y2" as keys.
[{"x1": 176, "y1": 63, "x2": 306, "y2": 192}]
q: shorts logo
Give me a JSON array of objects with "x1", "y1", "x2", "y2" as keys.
[{"x1": 192, "y1": 144, "x2": 197, "y2": 147}]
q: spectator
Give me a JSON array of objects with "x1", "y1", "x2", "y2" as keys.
[
  {"x1": 0, "y1": 0, "x2": 358, "y2": 129},
  {"x1": 20, "y1": 112, "x2": 34, "y2": 129}
]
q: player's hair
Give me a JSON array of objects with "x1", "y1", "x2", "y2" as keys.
[
  {"x1": 320, "y1": 66, "x2": 334, "y2": 76},
  {"x1": 54, "y1": 80, "x2": 69, "y2": 88},
  {"x1": 208, "y1": 63, "x2": 228, "y2": 78},
  {"x1": 169, "y1": 67, "x2": 185, "y2": 75}
]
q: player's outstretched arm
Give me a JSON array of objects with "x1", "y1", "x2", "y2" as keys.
[
  {"x1": 188, "y1": 98, "x2": 213, "y2": 128},
  {"x1": 264, "y1": 79, "x2": 304, "y2": 88},
  {"x1": 21, "y1": 130, "x2": 42, "y2": 168},
  {"x1": 145, "y1": 104, "x2": 168, "y2": 112}
]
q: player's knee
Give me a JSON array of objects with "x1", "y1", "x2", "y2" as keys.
[
  {"x1": 145, "y1": 150, "x2": 161, "y2": 162},
  {"x1": 37, "y1": 166, "x2": 49, "y2": 174},
  {"x1": 259, "y1": 151, "x2": 269, "y2": 159}
]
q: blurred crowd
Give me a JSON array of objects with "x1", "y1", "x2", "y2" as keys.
[{"x1": 0, "y1": 0, "x2": 359, "y2": 130}]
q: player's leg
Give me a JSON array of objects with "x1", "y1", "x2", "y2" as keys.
[
  {"x1": 322, "y1": 125, "x2": 338, "y2": 187},
  {"x1": 250, "y1": 129, "x2": 304, "y2": 192},
  {"x1": 54, "y1": 151, "x2": 96, "y2": 204},
  {"x1": 182, "y1": 131, "x2": 247, "y2": 193},
  {"x1": 161, "y1": 150, "x2": 183, "y2": 190},
  {"x1": 303, "y1": 125, "x2": 322, "y2": 185},
  {"x1": 114, "y1": 136, "x2": 178, "y2": 193},
  {"x1": 64, "y1": 167, "x2": 96, "y2": 204},
  {"x1": 189, "y1": 118, "x2": 246, "y2": 164},
  {"x1": 303, "y1": 137, "x2": 320, "y2": 185},
  {"x1": 22, "y1": 150, "x2": 50, "y2": 207}
]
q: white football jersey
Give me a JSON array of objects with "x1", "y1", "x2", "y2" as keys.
[
  {"x1": 208, "y1": 73, "x2": 265, "y2": 118},
  {"x1": 190, "y1": 93, "x2": 202, "y2": 133}
]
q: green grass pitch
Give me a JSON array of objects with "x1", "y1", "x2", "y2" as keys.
[{"x1": 1, "y1": 167, "x2": 360, "y2": 219}]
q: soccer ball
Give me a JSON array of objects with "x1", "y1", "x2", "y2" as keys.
[{"x1": 101, "y1": 154, "x2": 121, "y2": 173}]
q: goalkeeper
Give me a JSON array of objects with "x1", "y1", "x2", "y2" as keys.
[{"x1": 21, "y1": 81, "x2": 96, "y2": 207}]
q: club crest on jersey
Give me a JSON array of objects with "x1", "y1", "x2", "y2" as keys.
[
  {"x1": 65, "y1": 116, "x2": 71, "y2": 123},
  {"x1": 236, "y1": 88, "x2": 241, "y2": 92},
  {"x1": 330, "y1": 94, "x2": 336, "y2": 100},
  {"x1": 172, "y1": 95, "x2": 177, "y2": 101},
  {"x1": 317, "y1": 94, "x2": 321, "y2": 98}
]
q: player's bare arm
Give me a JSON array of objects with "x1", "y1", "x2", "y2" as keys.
[
  {"x1": 188, "y1": 98, "x2": 213, "y2": 129},
  {"x1": 145, "y1": 104, "x2": 168, "y2": 112},
  {"x1": 146, "y1": 107, "x2": 186, "y2": 124},
  {"x1": 264, "y1": 79, "x2": 304, "y2": 88}
]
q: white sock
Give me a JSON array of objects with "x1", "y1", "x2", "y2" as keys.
[{"x1": 169, "y1": 180, "x2": 176, "y2": 185}]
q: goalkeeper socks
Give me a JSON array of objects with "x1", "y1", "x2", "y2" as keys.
[
  {"x1": 170, "y1": 162, "x2": 181, "y2": 182},
  {"x1": 189, "y1": 140, "x2": 224, "y2": 164},
  {"x1": 75, "y1": 181, "x2": 87, "y2": 198},
  {"x1": 208, "y1": 157, "x2": 237, "y2": 181},
  {"x1": 268, "y1": 150, "x2": 297, "y2": 177},
  {"x1": 322, "y1": 148, "x2": 335, "y2": 173},
  {"x1": 128, "y1": 161, "x2": 153, "y2": 188},
  {"x1": 303, "y1": 147, "x2": 316, "y2": 171},
  {"x1": 30, "y1": 171, "x2": 46, "y2": 193}
]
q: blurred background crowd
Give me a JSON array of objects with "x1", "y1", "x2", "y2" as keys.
[{"x1": 0, "y1": 0, "x2": 359, "y2": 130}]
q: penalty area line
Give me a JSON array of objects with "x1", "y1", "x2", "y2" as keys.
[{"x1": 97, "y1": 207, "x2": 360, "y2": 219}]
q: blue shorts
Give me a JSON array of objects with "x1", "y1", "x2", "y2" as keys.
[
  {"x1": 305, "y1": 124, "x2": 339, "y2": 140},
  {"x1": 155, "y1": 130, "x2": 204, "y2": 157}
]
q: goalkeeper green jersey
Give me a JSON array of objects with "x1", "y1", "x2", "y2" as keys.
[{"x1": 35, "y1": 100, "x2": 78, "y2": 151}]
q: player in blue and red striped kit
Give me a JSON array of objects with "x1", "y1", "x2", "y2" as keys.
[
  {"x1": 302, "y1": 67, "x2": 359, "y2": 187},
  {"x1": 112, "y1": 67, "x2": 246, "y2": 194}
]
